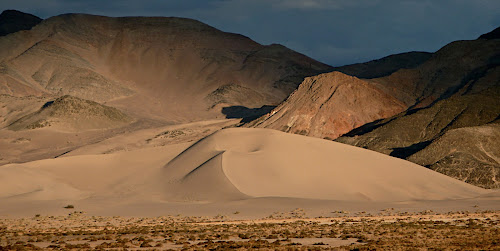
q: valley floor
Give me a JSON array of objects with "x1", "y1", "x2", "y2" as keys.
[
  {"x1": 1, "y1": 119, "x2": 500, "y2": 250},
  {"x1": 1, "y1": 211, "x2": 499, "y2": 250}
]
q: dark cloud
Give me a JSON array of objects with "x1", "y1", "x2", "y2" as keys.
[{"x1": 1, "y1": 0, "x2": 498, "y2": 66}]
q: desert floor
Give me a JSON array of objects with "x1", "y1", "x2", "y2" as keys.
[
  {"x1": 1, "y1": 211, "x2": 499, "y2": 250},
  {"x1": 1, "y1": 120, "x2": 499, "y2": 250}
]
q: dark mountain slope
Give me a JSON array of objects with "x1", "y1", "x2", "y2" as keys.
[
  {"x1": 478, "y1": 26, "x2": 500, "y2": 40},
  {"x1": 333, "y1": 51, "x2": 432, "y2": 79},
  {"x1": 0, "y1": 10, "x2": 42, "y2": 36},
  {"x1": 337, "y1": 63, "x2": 500, "y2": 188}
]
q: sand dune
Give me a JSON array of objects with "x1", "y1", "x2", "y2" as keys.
[
  {"x1": 0, "y1": 128, "x2": 493, "y2": 217},
  {"x1": 163, "y1": 128, "x2": 486, "y2": 202},
  {"x1": 1, "y1": 128, "x2": 488, "y2": 203}
]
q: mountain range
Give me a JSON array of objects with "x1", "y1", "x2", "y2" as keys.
[
  {"x1": 0, "y1": 9, "x2": 498, "y2": 217},
  {"x1": 0, "y1": 11, "x2": 331, "y2": 123},
  {"x1": 248, "y1": 27, "x2": 499, "y2": 188}
]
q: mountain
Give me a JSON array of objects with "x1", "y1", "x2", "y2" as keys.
[
  {"x1": 247, "y1": 27, "x2": 499, "y2": 141},
  {"x1": 0, "y1": 10, "x2": 42, "y2": 36},
  {"x1": 245, "y1": 71, "x2": 407, "y2": 139},
  {"x1": 334, "y1": 27, "x2": 500, "y2": 189},
  {"x1": 478, "y1": 27, "x2": 500, "y2": 40},
  {"x1": 245, "y1": 27, "x2": 500, "y2": 188},
  {"x1": 0, "y1": 13, "x2": 331, "y2": 122},
  {"x1": 333, "y1": 51, "x2": 432, "y2": 79},
  {"x1": 337, "y1": 74, "x2": 500, "y2": 188},
  {"x1": 8, "y1": 95, "x2": 134, "y2": 131}
]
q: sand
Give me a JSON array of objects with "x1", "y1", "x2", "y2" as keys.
[{"x1": 1, "y1": 127, "x2": 498, "y2": 218}]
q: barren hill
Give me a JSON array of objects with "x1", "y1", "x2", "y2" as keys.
[
  {"x1": 247, "y1": 27, "x2": 499, "y2": 141},
  {"x1": 0, "y1": 10, "x2": 42, "y2": 36},
  {"x1": 245, "y1": 27, "x2": 500, "y2": 189},
  {"x1": 337, "y1": 73, "x2": 500, "y2": 188},
  {"x1": 8, "y1": 95, "x2": 133, "y2": 131},
  {"x1": 334, "y1": 27, "x2": 500, "y2": 189},
  {"x1": 245, "y1": 72, "x2": 407, "y2": 139},
  {"x1": 0, "y1": 13, "x2": 331, "y2": 122}
]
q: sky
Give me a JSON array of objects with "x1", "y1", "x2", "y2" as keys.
[{"x1": 1, "y1": 0, "x2": 499, "y2": 66}]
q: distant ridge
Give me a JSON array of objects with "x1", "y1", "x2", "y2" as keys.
[
  {"x1": 333, "y1": 51, "x2": 432, "y2": 79},
  {"x1": 478, "y1": 26, "x2": 500, "y2": 40},
  {"x1": 0, "y1": 10, "x2": 42, "y2": 36}
]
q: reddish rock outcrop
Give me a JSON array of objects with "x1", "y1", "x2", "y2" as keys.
[{"x1": 246, "y1": 71, "x2": 406, "y2": 139}]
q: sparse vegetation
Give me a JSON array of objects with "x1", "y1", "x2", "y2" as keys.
[{"x1": 1, "y1": 211, "x2": 497, "y2": 250}]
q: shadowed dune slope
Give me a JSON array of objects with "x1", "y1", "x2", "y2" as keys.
[{"x1": 163, "y1": 128, "x2": 486, "y2": 202}]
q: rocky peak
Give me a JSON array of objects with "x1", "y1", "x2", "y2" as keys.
[{"x1": 0, "y1": 9, "x2": 42, "y2": 36}]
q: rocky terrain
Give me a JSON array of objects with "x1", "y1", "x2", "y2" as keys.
[
  {"x1": 0, "y1": 10, "x2": 499, "y2": 250},
  {"x1": 0, "y1": 13, "x2": 331, "y2": 122},
  {"x1": 8, "y1": 95, "x2": 134, "y2": 131},
  {"x1": 0, "y1": 12, "x2": 331, "y2": 165},
  {"x1": 247, "y1": 27, "x2": 500, "y2": 189},
  {"x1": 0, "y1": 10, "x2": 41, "y2": 36},
  {"x1": 337, "y1": 78, "x2": 500, "y2": 188},
  {"x1": 245, "y1": 72, "x2": 407, "y2": 139},
  {"x1": 408, "y1": 124, "x2": 500, "y2": 189},
  {"x1": 248, "y1": 29, "x2": 499, "y2": 138}
]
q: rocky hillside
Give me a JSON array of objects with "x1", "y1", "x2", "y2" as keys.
[
  {"x1": 246, "y1": 27, "x2": 500, "y2": 188},
  {"x1": 0, "y1": 13, "x2": 331, "y2": 122},
  {"x1": 247, "y1": 27, "x2": 499, "y2": 141},
  {"x1": 0, "y1": 10, "x2": 42, "y2": 36},
  {"x1": 408, "y1": 124, "x2": 500, "y2": 189},
  {"x1": 246, "y1": 72, "x2": 407, "y2": 140},
  {"x1": 336, "y1": 47, "x2": 500, "y2": 189},
  {"x1": 8, "y1": 95, "x2": 133, "y2": 131}
]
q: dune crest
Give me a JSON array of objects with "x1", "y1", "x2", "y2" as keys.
[{"x1": 163, "y1": 128, "x2": 485, "y2": 202}]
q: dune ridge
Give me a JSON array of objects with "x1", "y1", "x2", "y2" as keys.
[
  {"x1": 162, "y1": 128, "x2": 485, "y2": 202},
  {"x1": 0, "y1": 128, "x2": 495, "y2": 217}
]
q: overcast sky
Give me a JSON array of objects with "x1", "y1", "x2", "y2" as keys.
[{"x1": 1, "y1": 0, "x2": 499, "y2": 66}]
